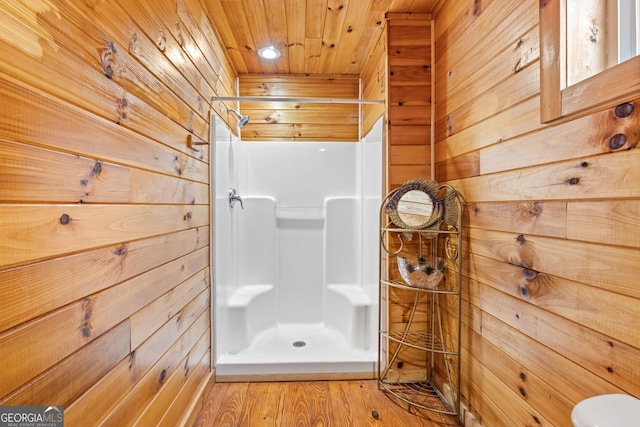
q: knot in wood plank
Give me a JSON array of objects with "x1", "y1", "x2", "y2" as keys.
[
  {"x1": 129, "y1": 32, "x2": 140, "y2": 55},
  {"x1": 116, "y1": 97, "x2": 129, "y2": 123},
  {"x1": 82, "y1": 298, "x2": 95, "y2": 338},
  {"x1": 530, "y1": 202, "x2": 543, "y2": 216},
  {"x1": 615, "y1": 102, "x2": 634, "y2": 118},
  {"x1": 609, "y1": 134, "x2": 627, "y2": 150},
  {"x1": 100, "y1": 41, "x2": 119, "y2": 79},
  {"x1": 114, "y1": 243, "x2": 128, "y2": 256},
  {"x1": 156, "y1": 29, "x2": 167, "y2": 52},
  {"x1": 522, "y1": 268, "x2": 538, "y2": 280},
  {"x1": 568, "y1": 177, "x2": 580, "y2": 185},
  {"x1": 59, "y1": 213, "x2": 71, "y2": 225},
  {"x1": 92, "y1": 161, "x2": 102, "y2": 176}
]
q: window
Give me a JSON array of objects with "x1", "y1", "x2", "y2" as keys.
[
  {"x1": 614, "y1": 0, "x2": 640, "y2": 63},
  {"x1": 566, "y1": 0, "x2": 639, "y2": 86},
  {"x1": 540, "y1": 0, "x2": 640, "y2": 122}
]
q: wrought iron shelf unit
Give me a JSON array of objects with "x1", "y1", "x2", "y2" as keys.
[{"x1": 378, "y1": 181, "x2": 462, "y2": 421}]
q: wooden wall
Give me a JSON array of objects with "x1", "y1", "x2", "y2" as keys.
[
  {"x1": 0, "y1": 0, "x2": 237, "y2": 424},
  {"x1": 433, "y1": 0, "x2": 640, "y2": 425},
  {"x1": 237, "y1": 74, "x2": 360, "y2": 141},
  {"x1": 386, "y1": 13, "x2": 433, "y2": 189},
  {"x1": 360, "y1": 12, "x2": 434, "y2": 191},
  {"x1": 370, "y1": 12, "x2": 438, "y2": 396}
]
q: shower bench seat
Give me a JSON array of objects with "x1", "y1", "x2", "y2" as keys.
[
  {"x1": 228, "y1": 284, "x2": 274, "y2": 308},
  {"x1": 326, "y1": 284, "x2": 373, "y2": 350}
]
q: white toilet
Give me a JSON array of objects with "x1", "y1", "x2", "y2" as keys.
[{"x1": 571, "y1": 394, "x2": 640, "y2": 427}]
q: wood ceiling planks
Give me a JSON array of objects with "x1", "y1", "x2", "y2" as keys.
[{"x1": 203, "y1": 0, "x2": 438, "y2": 75}]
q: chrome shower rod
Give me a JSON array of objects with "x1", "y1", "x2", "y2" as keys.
[{"x1": 212, "y1": 96, "x2": 384, "y2": 105}]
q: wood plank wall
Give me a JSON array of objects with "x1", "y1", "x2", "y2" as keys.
[
  {"x1": 237, "y1": 74, "x2": 360, "y2": 141},
  {"x1": 368, "y1": 13, "x2": 436, "y2": 389},
  {"x1": 0, "y1": 0, "x2": 237, "y2": 424},
  {"x1": 433, "y1": 0, "x2": 640, "y2": 425},
  {"x1": 386, "y1": 13, "x2": 432, "y2": 189}
]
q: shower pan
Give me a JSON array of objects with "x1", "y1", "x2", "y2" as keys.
[{"x1": 212, "y1": 115, "x2": 383, "y2": 379}]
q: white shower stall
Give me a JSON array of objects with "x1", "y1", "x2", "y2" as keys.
[{"x1": 213, "y1": 115, "x2": 382, "y2": 377}]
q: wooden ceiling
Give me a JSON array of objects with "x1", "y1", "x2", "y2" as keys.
[{"x1": 203, "y1": 0, "x2": 439, "y2": 75}]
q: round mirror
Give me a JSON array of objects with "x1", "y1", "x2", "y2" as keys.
[
  {"x1": 384, "y1": 178, "x2": 440, "y2": 230},
  {"x1": 396, "y1": 190, "x2": 434, "y2": 227}
]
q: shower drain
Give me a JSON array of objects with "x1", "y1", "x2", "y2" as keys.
[{"x1": 292, "y1": 340, "x2": 307, "y2": 348}]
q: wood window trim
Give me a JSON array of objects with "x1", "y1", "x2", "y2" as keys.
[{"x1": 540, "y1": 0, "x2": 640, "y2": 123}]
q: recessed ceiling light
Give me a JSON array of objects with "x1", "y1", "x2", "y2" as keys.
[{"x1": 258, "y1": 46, "x2": 281, "y2": 60}]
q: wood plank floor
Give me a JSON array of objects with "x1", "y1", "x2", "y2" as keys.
[{"x1": 192, "y1": 380, "x2": 459, "y2": 426}]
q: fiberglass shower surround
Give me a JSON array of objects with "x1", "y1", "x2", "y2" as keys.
[{"x1": 213, "y1": 117, "x2": 382, "y2": 377}]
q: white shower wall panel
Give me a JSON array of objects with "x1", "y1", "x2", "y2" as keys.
[
  {"x1": 213, "y1": 117, "x2": 237, "y2": 360},
  {"x1": 213, "y1": 123, "x2": 236, "y2": 301},
  {"x1": 276, "y1": 217, "x2": 324, "y2": 324},
  {"x1": 237, "y1": 197, "x2": 276, "y2": 286},
  {"x1": 239, "y1": 142, "x2": 360, "y2": 326},
  {"x1": 361, "y1": 119, "x2": 384, "y2": 291},
  {"x1": 239, "y1": 142, "x2": 357, "y2": 208},
  {"x1": 324, "y1": 197, "x2": 359, "y2": 286}
]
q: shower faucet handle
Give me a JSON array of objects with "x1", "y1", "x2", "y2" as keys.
[{"x1": 228, "y1": 188, "x2": 244, "y2": 209}]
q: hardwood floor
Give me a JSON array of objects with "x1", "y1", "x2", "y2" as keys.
[{"x1": 192, "y1": 380, "x2": 459, "y2": 426}]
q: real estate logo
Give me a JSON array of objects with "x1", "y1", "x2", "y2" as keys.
[{"x1": 0, "y1": 406, "x2": 63, "y2": 427}]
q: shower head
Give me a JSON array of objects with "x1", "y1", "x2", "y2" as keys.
[
  {"x1": 226, "y1": 107, "x2": 250, "y2": 128},
  {"x1": 238, "y1": 115, "x2": 250, "y2": 128}
]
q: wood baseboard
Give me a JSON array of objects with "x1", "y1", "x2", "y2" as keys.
[{"x1": 178, "y1": 369, "x2": 216, "y2": 427}]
